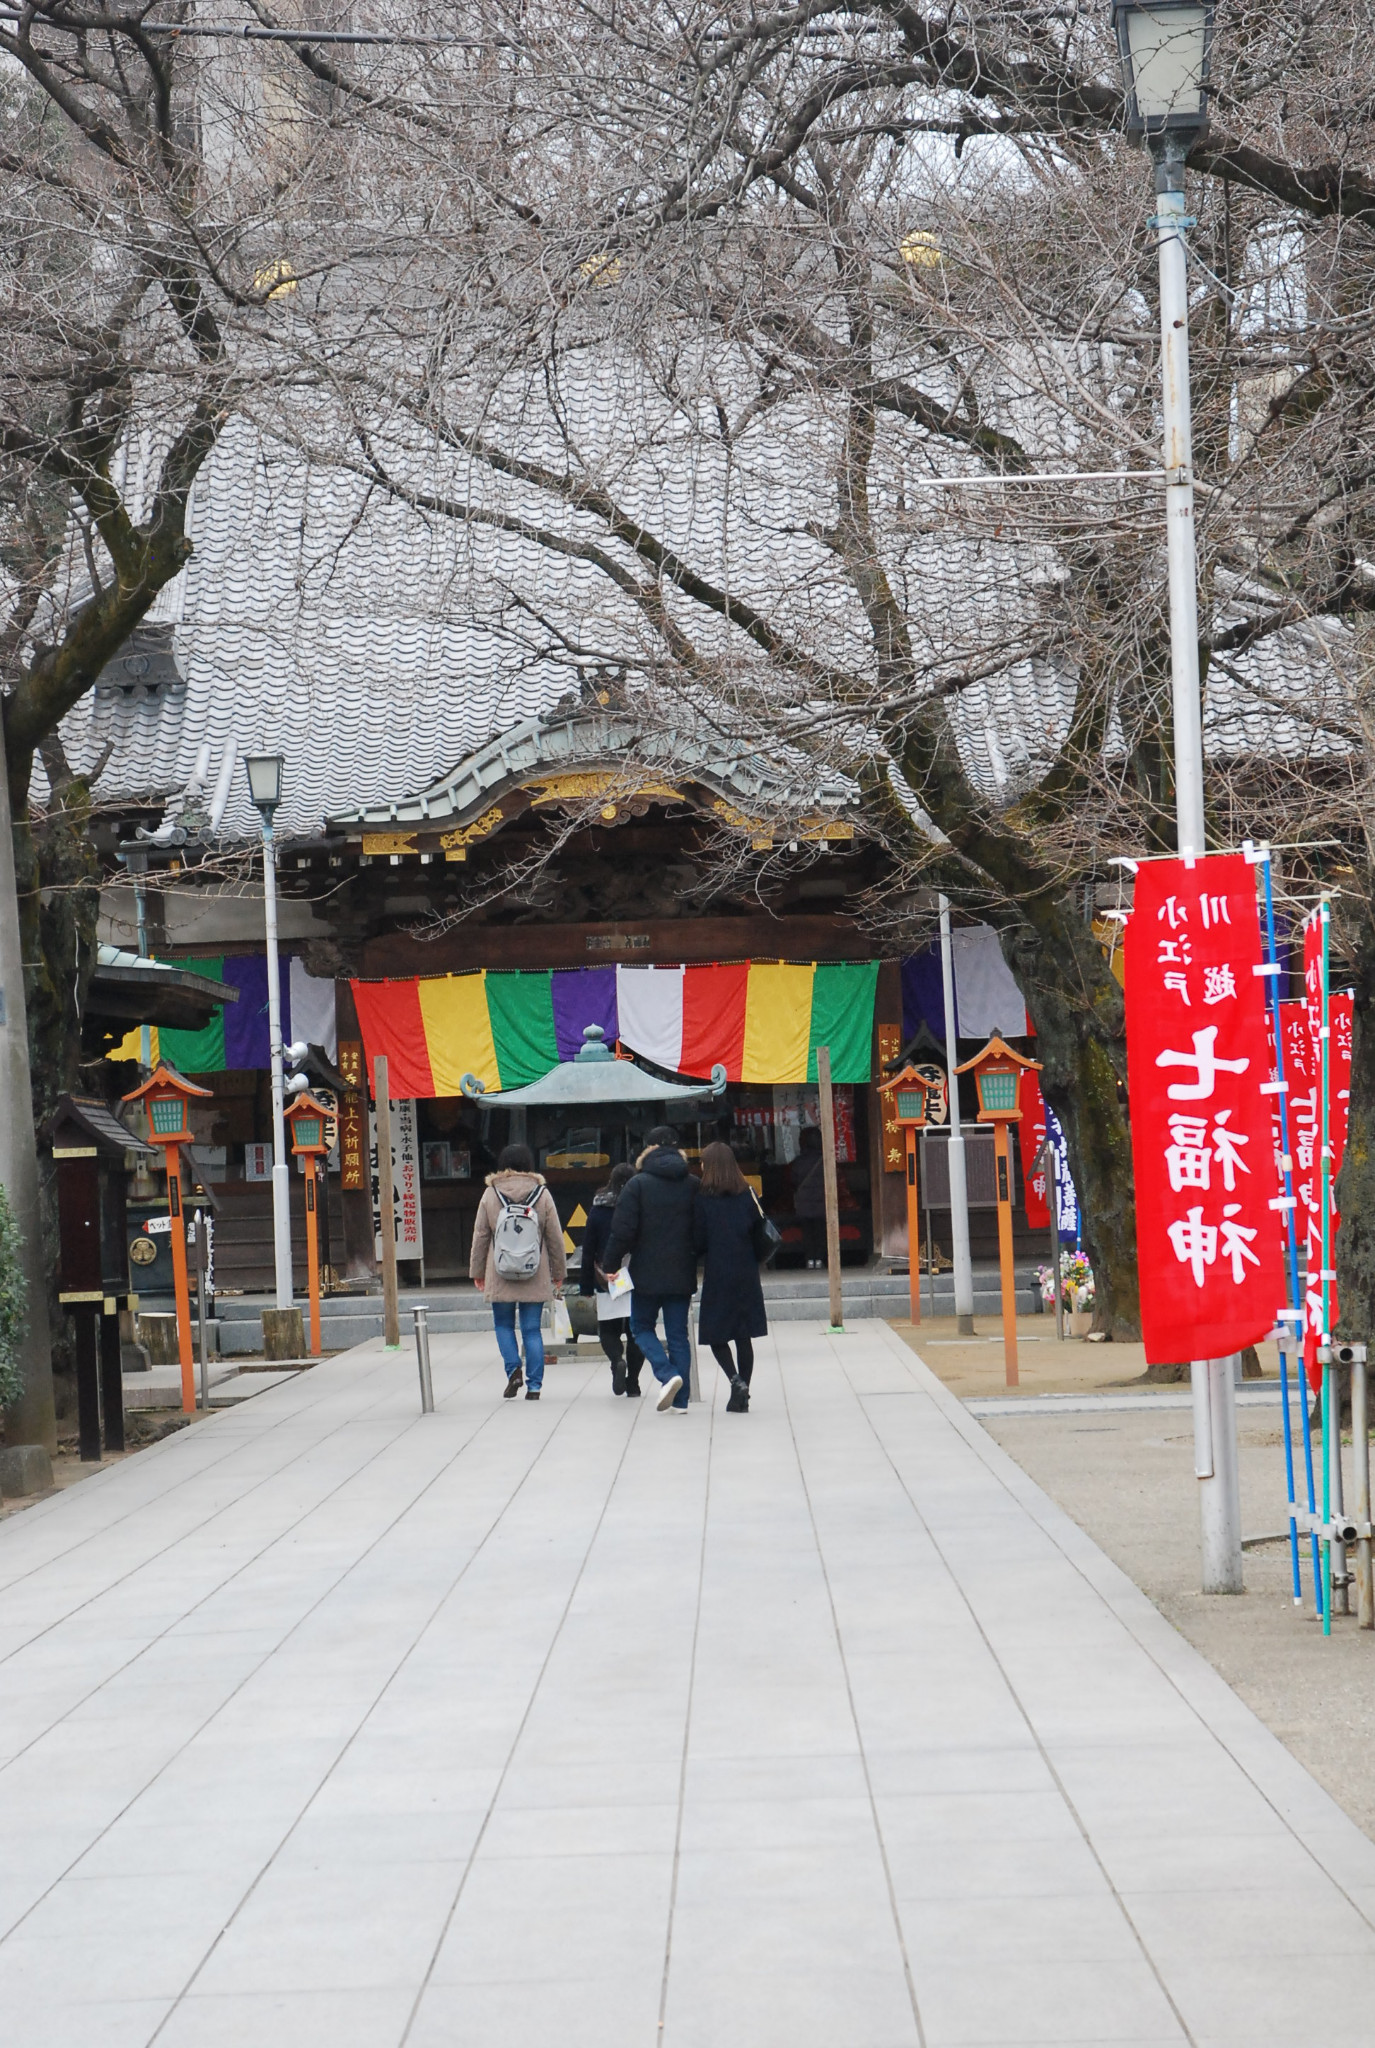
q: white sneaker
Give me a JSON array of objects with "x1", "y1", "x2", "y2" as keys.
[{"x1": 656, "y1": 1376, "x2": 684, "y2": 1412}]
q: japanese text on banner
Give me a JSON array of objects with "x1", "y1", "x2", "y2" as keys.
[
  {"x1": 1298, "y1": 914, "x2": 1352, "y2": 1381},
  {"x1": 1016, "y1": 1070, "x2": 1079, "y2": 1238},
  {"x1": 1124, "y1": 854, "x2": 1283, "y2": 1365}
]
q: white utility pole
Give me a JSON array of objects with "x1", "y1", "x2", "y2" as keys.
[
  {"x1": 0, "y1": 716, "x2": 57, "y2": 1450},
  {"x1": 939, "y1": 896, "x2": 975, "y2": 1335},
  {"x1": 261, "y1": 810, "x2": 293, "y2": 1309},
  {"x1": 245, "y1": 755, "x2": 293, "y2": 1311},
  {"x1": 1155, "y1": 136, "x2": 1242, "y2": 1595}
]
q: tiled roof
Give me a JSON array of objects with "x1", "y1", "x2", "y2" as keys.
[{"x1": 45, "y1": 406, "x2": 1353, "y2": 842}]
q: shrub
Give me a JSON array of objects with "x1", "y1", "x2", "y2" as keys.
[{"x1": 0, "y1": 1182, "x2": 28, "y2": 1412}]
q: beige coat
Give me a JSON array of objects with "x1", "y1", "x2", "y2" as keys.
[{"x1": 469, "y1": 1170, "x2": 567, "y2": 1303}]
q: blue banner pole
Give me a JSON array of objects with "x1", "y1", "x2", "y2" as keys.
[{"x1": 1256, "y1": 848, "x2": 1306, "y2": 1607}]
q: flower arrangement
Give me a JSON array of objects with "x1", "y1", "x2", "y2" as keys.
[{"x1": 1036, "y1": 1250, "x2": 1095, "y2": 1313}]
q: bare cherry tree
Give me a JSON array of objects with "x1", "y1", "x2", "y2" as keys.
[
  {"x1": 0, "y1": 5, "x2": 381, "y2": 1432},
  {"x1": 229, "y1": 0, "x2": 1365, "y2": 1334}
]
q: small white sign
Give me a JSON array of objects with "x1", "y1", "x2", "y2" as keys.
[
  {"x1": 143, "y1": 1214, "x2": 173, "y2": 1237},
  {"x1": 369, "y1": 1098, "x2": 424, "y2": 1259},
  {"x1": 244, "y1": 1143, "x2": 272, "y2": 1182}
]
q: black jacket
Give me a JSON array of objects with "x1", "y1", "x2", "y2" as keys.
[
  {"x1": 604, "y1": 1147, "x2": 698, "y2": 1298},
  {"x1": 693, "y1": 1189, "x2": 769, "y2": 1345},
  {"x1": 580, "y1": 1189, "x2": 618, "y2": 1296}
]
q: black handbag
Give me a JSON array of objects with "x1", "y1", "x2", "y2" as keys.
[{"x1": 749, "y1": 1188, "x2": 783, "y2": 1265}]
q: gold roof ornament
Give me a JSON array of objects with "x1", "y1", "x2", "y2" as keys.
[
  {"x1": 253, "y1": 257, "x2": 298, "y2": 299},
  {"x1": 900, "y1": 230, "x2": 942, "y2": 269},
  {"x1": 577, "y1": 252, "x2": 623, "y2": 288}
]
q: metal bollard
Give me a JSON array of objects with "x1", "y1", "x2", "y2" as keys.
[{"x1": 413, "y1": 1303, "x2": 435, "y2": 1414}]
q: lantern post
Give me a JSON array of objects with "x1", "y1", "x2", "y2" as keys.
[
  {"x1": 122, "y1": 1063, "x2": 213, "y2": 1413},
  {"x1": 877, "y1": 1064, "x2": 942, "y2": 1325},
  {"x1": 244, "y1": 752, "x2": 293, "y2": 1311},
  {"x1": 956, "y1": 1033, "x2": 1042, "y2": 1387},
  {"x1": 285, "y1": 1088, "x2": 332, "y2": 1357}
]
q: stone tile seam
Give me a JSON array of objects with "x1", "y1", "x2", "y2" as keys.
[
  {"x1": 778, "y1": 1332, "x2": 931, "y2": 2048},
  {"x1": 391, "y1": 1372, "x2": 654, "y2": 2048},
  {"x1": 0, "y1": 1346, "x2": 459, "y2": 1615},
  {"x1": 136, "y1": 1370, "x2": 607, "y2": 2034},
  {"x1": 837, "y1": 1334, "x2": 1199, "y2": 2045},
  {"x1": 0, "y1": 1356, "x2": 475, "y2": 1703},
  {"x1": 874, "y1": 1324, "x2": 1375, "y2": 1923},
  {"x1": 656, "y1": 1353, "x2": 721, "y2": 2036},
  {"x1": 0, "y1": 1356, "x2": 516, "y2": 1952}
]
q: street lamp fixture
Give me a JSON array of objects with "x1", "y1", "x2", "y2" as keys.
[
  {"x1": 244, "y1": 752, "x2": 285, "y2": 815},
  {"x1": 1113, "y1": 2, "x2": 1214, "y2": 144},
  {"x1": 243, "y1": 753, "x2": 293, "y2": 1311}
]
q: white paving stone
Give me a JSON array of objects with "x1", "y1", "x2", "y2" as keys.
[{"x1": 2, "y1": 1322, "x2": 1374, "y2": 2045}]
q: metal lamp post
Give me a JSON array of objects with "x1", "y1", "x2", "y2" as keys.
[
  {"x1": 1113, "y1": 0, "x2": 1213, "y2": 854},
  {"x1": 245, "y1": 753, "x2": 293, "y2": 1311},
  {"x1": 939, "y1": 895, "x2": 976, "y2": 1334},
  {"x1": 1115, "y1": 2, "x2": 1241, "y2": 1594}
]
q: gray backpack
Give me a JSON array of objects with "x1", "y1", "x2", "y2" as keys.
[{"x1": 492, "y1": 1187, "x2": 543, "y2": 1280}]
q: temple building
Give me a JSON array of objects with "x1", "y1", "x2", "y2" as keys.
[
  {"x1": 52, "y1": 424, "x2": 1069, "y2": 1300},
  {"x1": 81, "y1": 687, "x2": 1061, "y2": 1297}
]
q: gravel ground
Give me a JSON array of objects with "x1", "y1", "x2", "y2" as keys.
[{"x1": 981, "y1": 1401, "x2": 1375, "y2": 1839}]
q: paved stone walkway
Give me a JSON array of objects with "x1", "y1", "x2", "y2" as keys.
[{"x1": 3, "y1": 1323, "x2": 1375, "y2": 2046}]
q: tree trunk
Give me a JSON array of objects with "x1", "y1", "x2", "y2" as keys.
[
  {"x1": 1004, "y1": 904, "x2": 1142, "y2": 1340},
  {"x1": 0, "y1": 720, "x2": 57, "y2": 1450},
  {"x1": 11, "y1": 753, "x2": 103, "y2": 1420}
]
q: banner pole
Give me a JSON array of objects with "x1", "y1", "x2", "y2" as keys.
[
  {"x1": 1257, "y1": 848, "x2": 1305, "y2": 1606},
  {"x1": 374, "y1": 1055, "x2": 402, "y2": 1350},
  {"x1": 816, "y1": 1046, "x2": 845, "y2": 1334},
  {"x1": 1317, "y1": 901, "x2": 1334, "y2": 1630}
]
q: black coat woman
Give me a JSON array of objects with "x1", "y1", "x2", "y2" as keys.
[
  {"x1": 580, "y1": 1162, "x2": 644, "y2": 1396},
  {"x1": 692, "y1": 1141, "x2": 770, "y2": 1412}
]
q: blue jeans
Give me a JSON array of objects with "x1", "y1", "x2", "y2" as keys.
[
  {"x1": 492, "y1": 1300, "x2": 545, "y2": 1390},
  {"x1": 630, "y1": 1295, "x2": 690, "y2": 1407}
]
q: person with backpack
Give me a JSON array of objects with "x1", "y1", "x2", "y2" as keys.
[
  {"x1": 580, "y1": 1162, "x2": 643, "y2": 1396},
  {"x1": 469, "y1": 1143, "x2": 567, "y2": 1400},
  {"x1": 693, "y1": 1141, "x2": 771, "y2": 1413},
  {"x1": 603, "y1": 1124, "x2": 696, "y2": 1412}
]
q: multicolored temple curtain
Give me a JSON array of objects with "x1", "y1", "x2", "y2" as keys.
[
  {"x1": 109, "y1": 955, "x2": 338, "y2": 1071},
  {"x1": 350, "y1": 961, "x2": 881, "y2": 1098}
]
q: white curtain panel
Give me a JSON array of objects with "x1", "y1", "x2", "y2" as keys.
[
  {"x1": 952, "y1": 925, "x2": 1028, "y2": 1038},
  {"x1": 288, "y1": 958, "x2": 339, "y2": 1060}
]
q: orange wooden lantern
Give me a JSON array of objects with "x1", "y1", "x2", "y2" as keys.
[
  {"x1": 286, "y1": 1089, "x2": 332, "y2": 1357},
  {"x1": 121, "y1": 1063, "x2": 213, "y2": 1411},
  {"x1": 955, "y1": 1033, "x2": 1042, "y2": 1386},
  {"x1": 877, "y1": 1063, "x2": 943, "y2": 1324}
]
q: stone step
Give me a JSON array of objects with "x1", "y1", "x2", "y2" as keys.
[
  {"x1": 178, "y1": 1265, "x2": 1039, "y2": 1316},
  {"x1": 214, "y1": 1290, "x2": 1039, "y2": 1352}
]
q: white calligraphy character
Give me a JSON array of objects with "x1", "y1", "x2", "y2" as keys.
[
  {"x1": 1210, "y1": 1109, "x2": 1249, "y2": 1191},
  {"x1": 1165, "y1": 1116, "x2": 1210, "y2": 1192},
  {"x1": 1219, "y1": 1204, "x2": 1260, "y2": 1284},
  {"x1": 1291, "y1": 1087, "x2": 1318, "y2": 1171},
  {"x1": 1166, "y1": 1206, "x2": 1217, "y2": 1286},
  {"x1": 1202, "y1": 964, "x2": 1236, "y2": 1005},
  {"x1": 1156, "y1": 1026, "x2": 1249, "y2": 1101},
  {"x1": 1163, "y1": 973, "x2": 1191, "y2": 1005}
]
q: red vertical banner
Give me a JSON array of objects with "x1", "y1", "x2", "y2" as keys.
[
  {"x1": 1017, "y1": 1070, "x2": 1050, "y2": 1228},
  {"x1": 1125, "y1": 854, "x2": 1285, "y2": 1365},
  {"x1": 1299, "y1": 915, "x2": 1353, "y2": 1381}
]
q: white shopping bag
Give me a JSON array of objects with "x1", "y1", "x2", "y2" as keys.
[{"x1": 549, "y1": 1296, "x2": 573, "y2": 1343}]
